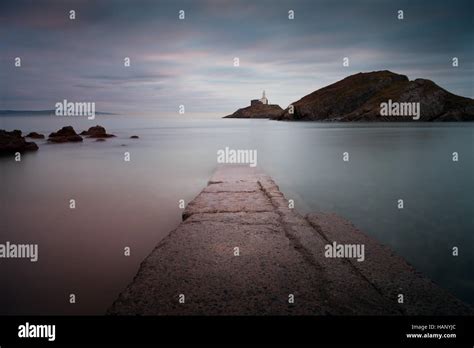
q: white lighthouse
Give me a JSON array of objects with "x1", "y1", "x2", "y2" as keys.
[{"x1": 259, "y1": 90, "x2": 268, "y2": 105}]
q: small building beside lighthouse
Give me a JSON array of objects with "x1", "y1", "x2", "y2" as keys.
[
  {"x1": 225, "y1": 90, "x2": 283, "y2": 118},
  {"x1": 251, "y1": 91, "x2": 269, "y2": 106}
]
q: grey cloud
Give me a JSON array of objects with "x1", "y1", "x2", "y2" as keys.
[{"x1": 1, "y1": 0, "x2": 472, "y2": 113}]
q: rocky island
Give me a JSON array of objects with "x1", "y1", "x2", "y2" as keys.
[
  {"x1": 224, "y1": 91, "x2": 283, "y2": 119},
  {"x1": 224, "y1": 71, "x2": 474, "y2": 121},
  {"x1": 277, "y1": 71, "x2": 474, "y2": 121}
]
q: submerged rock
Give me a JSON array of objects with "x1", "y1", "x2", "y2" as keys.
[
  {"x1": 81, "y1": 125, "x2": 115, "y2": 138},
  {"x1": 26, "y1": 132, "x2": 45, "y2": 139},
  {"x1": 0, "y1": 129, "x2": 39, "y2": 154},
  {"x1": 130, "y1": 135, "x2": 139, "y2": 139},
  {"x1": 48, "y1": 126, "x2": 83, "y2": 143}
]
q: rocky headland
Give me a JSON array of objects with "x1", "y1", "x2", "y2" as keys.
[{"x1": 276, "y1": 71, "x2": 474, "y2": 121}]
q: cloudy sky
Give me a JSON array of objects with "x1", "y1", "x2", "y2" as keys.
[{"x1": 1, "y1": 0, "x2": 473, "y2": 116}]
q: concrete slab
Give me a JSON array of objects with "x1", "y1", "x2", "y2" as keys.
[{"x1": 108, "y1": 165, "x2": 472, "y2": 315}]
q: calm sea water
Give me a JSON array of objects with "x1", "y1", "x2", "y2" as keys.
[{"x1": 1, "y1": 115, "x2": 473, "y2": 314}]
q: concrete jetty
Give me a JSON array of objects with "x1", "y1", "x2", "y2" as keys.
[{"x1": 108, "y1": 165, "x2": 472, "y2": 315}]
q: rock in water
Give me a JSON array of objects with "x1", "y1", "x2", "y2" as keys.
[
  {"x1": 277, "y1": 70, "x2": 474, "y2": 121},
  {"x1": 130, "y1": 135, "x2": 139, "y2": 139},
  {"x1": 48, "y1": 126, "x2": 83, "y2": 143},
  {"x1": 81, "y1": 125, "x2": 115, "y2": 138},
  {"x1": 0, "y1": 129, "x2": 39, "y2": 154},
  {"x1": 26, "y1": 132, "x2": 45, "y2": 139}
]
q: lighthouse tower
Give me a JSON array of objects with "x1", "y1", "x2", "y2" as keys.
[{"x1": 259, "y1": 90, "x2": 268, "y2": 105}]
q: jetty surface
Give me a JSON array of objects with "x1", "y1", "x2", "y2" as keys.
[{"x1": 109, "y1": 165, "x2": 472, "y2": 315}]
